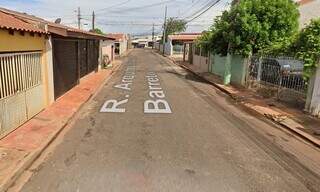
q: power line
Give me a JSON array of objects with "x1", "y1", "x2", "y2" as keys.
[
  {"x1": 186, "y1": 0, "x2": 222, "y2": 22},
  {"x1": 93, "y1": 21, "x2": 207, "y2": 27},
  {"x1": 182, "y1": 0, "x2": 213, "y2": 19},
  {"x1": 180, "y1": 0, "x2": 209, "y2": 18},
  {"x1": 95, "y1": 0, "x2": 132, "y2": 13},
  {"x1": 106, "y1": 0, "x2": 176, "y2": 14}
]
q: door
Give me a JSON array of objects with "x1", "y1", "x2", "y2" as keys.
[
  {"x1": 87, "y1": 40, "x2": 99, "y2": 73},
  {"x1": 52, "y1": 38, "x2": 79, "y2": 99},
  {"x1": 79, "y1": 40, "x2": 88, "y2": 78},
  {"x1": 111, "y1": 45, "x2": 114, "y2": 61}
]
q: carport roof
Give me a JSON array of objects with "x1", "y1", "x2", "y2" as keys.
[{"x1": 168, "y1": 33, "x2": 201, "y2": 41}]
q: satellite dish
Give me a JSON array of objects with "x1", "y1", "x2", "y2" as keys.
[{"x1": 54, "y1": 18, "x2": 62, "y2": 24}]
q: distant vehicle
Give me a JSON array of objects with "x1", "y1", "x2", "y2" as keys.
[{"x1": 136, "y1": 44, "x2": 146, "y2": 48}]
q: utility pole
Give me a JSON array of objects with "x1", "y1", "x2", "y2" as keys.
[
  {"x1": 162, "y1": 5, "x2": 167, "y2": 55},
  {"x1": 152, "y1": 23, "x2": 155, "y2": 49},
  {"x1": 92, "y1": 11, "x2": 95, "y2": 31},
  {"x1": 77, "y1": 7, "x2": 81, "y2": 29}
]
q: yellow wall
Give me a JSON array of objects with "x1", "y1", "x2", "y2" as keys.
[
  {"x1": 0, "y1": 29, "x2": 46, "y2": 52},
  {"x1": 0, "y1": 29, "x2": 52, "y2": 107}
]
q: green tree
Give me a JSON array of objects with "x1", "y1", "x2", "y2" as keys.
[
  {"x1": 294, "y1": 19, "x2": 320, "y2": 77},
  {"x1": 203, "y1": 0, "x2": 299, "y2": 57},
  {"x1": 91, "y1": 28, "x2": 105, "y2": 35},
  {"x1": 164, "y1": 18, "x2": 187, "y2": 41},
  {"x1": 196, "y1": 31, "x2": 213, "y2": 52}
]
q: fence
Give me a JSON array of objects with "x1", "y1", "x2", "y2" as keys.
[
  {"x1": 0, "y1": 51, "x2": 44, "y2": 137},
  {"x1": 0, "y1": 52, "x2": 42, "y2": 100},
  {"x1": 247, "y1": 55, "x2": 308, "y2": 108}
]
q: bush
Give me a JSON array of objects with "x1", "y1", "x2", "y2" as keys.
[
  {"x1": 263, "y1": 18, "x2": 320, "y2": 77},
  {"x1": 200, "y1": 0, "x2": 299, "y2": 57},
  {"x1": 294, "y1": 19, "x2": 320, "y2": 77}
]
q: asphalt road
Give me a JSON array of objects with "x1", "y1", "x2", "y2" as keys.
[{"x1": 18, "y1": 49, "x2": 320, "y2": 192}]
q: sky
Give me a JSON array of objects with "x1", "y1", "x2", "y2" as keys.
[{"x1": 0, "y1": 0, "x2": 232, "y2": 35}]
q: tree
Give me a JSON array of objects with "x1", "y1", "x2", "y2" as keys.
[
  {"x1": 196, "y1": 31, "x2": 213, "y2": 52},
  {"x1": 203, "y1": 0, "x2": 299, "y2": 57},
  {"x1": 294, "y1": 19, "x2": 320, "y2": 77},
  {"x1": 90, "y1": 28, "x2": 105, "y2": 35},
  {"x1": 164, "y1": 18, "x2": 187, "y2": 41}
]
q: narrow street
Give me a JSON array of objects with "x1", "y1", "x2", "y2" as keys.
[{"x1": 18, "y1": 49, "x2": 320, "y2": 192}]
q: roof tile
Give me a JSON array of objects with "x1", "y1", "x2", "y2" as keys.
[{"x1": 0, "y1": 11, "x2": 47, "y2": 34}]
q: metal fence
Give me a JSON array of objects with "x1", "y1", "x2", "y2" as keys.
[
  {"x1": 0, "y1": 52, "x2": 42, "y2": 100},
  {"x1": 0, "y1": 51, "x2": 44, "y2": 137},
  {"x1": 247, "y1": 55, "x2": 308, "y2": 108}
]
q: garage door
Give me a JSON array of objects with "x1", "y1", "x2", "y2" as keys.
[
  {"x1": 0, "y1": 52, "x2": 44, "y2": 137},
  {"x1": 80, "y1": 40, "x2": 99, "y2": 78},
  {"x1": 79, "y1": 40, "x2": 88, "y2": 78},
  {"x1": 87, "y1": 40, "x2": 99, "y2": 73},
  {"x1": 53, "y1": 38, "x2": 79, "y2": 99}
]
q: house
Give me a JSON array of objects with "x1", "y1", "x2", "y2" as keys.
[
  {"x1": 0, "y1": 8, "x2": 114, "y2": 99},
  {"x1": 101, "y1": 37, "x2": 116, "y2": 67},
  {"x1": 0, "y1": 7, "x2": 114, "y2": 138},
  {"x1": 297, "y1": 0, "x2": 320, "y2": 28},
  {"x1": 107, "y1": 33, "x2": 129, "y2": 56},
  {"x1": 164, "y1": 33, "x2": 201, "y2": 57},
  {"x1": 0, "y1": 10, "x2": 51, "y2": 137}
]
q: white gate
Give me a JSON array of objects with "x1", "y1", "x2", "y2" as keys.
[{"x1": 0, "y1": 52, "x2": 44, "y2": 137}]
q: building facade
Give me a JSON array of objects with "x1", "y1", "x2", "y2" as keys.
[{"x1": 0, "y1": 7, "x2": 114, "y2": 138}]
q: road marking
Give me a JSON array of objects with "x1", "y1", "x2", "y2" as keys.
[
  {"x1": 100, "y1": 99, "x2": 128, "y2": 113},
  {"x1": 114, "y1": 66, "x2": 136, "y2": 91},
  {"x1": 144, "y1": 72, "x2": 172, "y2": 114},
  {"x1": 100, "y1": 63, "x2": 135, "y2": 113}
]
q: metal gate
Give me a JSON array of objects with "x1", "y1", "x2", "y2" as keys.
[
  {"x1": 79, "y1": 40, "x2": 99, "y2": 78},
  {"x1": 53, "y1": 38, "x2": 79, "y2": 99},
  {"x1": 79, "y1": 40, "x2": 88, "y2": 78},
  {"x1": 0, "y1": 52, "x2": 44, "y2": 137},
  {"x1": 247, "y1": 55, "x2": 308, "y2": 108},
  {"x1": 87, "y1": 40, "x2": 99, "y2": 73}
]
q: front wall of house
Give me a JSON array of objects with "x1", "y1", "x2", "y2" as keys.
[
  {"x1": 0, "y1": 29, "x2": 46, "y2": 52},
  {"x1": 0, "y1": 29, "x2": 55, "y2": 137},
  {"x1": 102, "y1": 40, "x2": 115, "y2": 61}
]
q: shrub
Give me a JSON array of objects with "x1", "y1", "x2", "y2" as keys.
[
  {"x1": 200, "y1": 0, "x2": 299, "y2": 57},
  {"x1": 294, "y1": 19, "x2": 320, "y2": 77}
]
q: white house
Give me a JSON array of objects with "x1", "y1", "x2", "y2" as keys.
[
  {"x1": 107, "y1": 33, "x2": 129, "y2": 56},
  {"x1": 164, "y1": 33, "x2": 201, "y2": 56}
]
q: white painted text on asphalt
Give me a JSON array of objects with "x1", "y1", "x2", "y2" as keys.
[
  {"x1": 100, "y1": 64, "x2": 135, "y2": 113},
  {"x1": 144, "y1": 72, "x2": 172, "y2": 114}
]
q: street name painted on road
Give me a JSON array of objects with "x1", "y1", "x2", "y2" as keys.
[
  {"x1": 100, "y1": 68, "x2": 172, "y2": 114},
  {"x1": 100, "y1": 64, "x2": 136, "y2": 113},
  {"x1": 144, "y1": 72, "x2": 172, "y2": 114}
]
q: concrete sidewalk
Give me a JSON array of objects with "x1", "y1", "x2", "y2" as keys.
[
  {"x1": 167, "y1": 55, "x2": 320, "y2": 148},
  {"x1": 0, "y1": 60, "x2": 122, "y2": 192}
]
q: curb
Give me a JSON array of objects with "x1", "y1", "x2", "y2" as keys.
[
  {"x1": 0, "y1": 62, "x2": 122, "y2": 192},
  {"x1": 154, "y1": 51, "x2": 320, "y2": 148}
]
